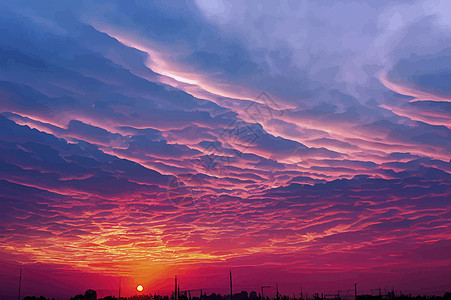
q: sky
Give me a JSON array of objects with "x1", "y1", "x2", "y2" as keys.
[{"x1": 0, "y1": 0, "x2": 450, "y2": 299}]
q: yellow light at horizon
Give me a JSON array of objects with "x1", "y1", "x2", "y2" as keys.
[{"x1": 137, "y1": 285, "x2": 144, "y2": 292}]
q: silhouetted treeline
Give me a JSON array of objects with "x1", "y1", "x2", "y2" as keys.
[
  {"x1": 70, "y1": 289, "x2": 97, "y2": 300},
  {"x1": 356, "y1": 293, "x2": 451, "y2": 300},
  {"x1": 102, "y1": 291, "x2": 451, "y2": 300},
  {"x1": 24, "y1": 297, "x2": 50, "y2": 300},
  {"x1": 22, "y1": 290, "x2": 451, "y2": 300}
]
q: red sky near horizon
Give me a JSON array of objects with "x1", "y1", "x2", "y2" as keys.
[{"x1": 0, "y1": 1, "x2": 450, "y2": 299}]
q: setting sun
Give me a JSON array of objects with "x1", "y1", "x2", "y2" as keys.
[{"x1": 137, "y1": 285, "x2": 143, "y2": 292}]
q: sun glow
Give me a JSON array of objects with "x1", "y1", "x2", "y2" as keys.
[{"x1": 137, "y1": 285, "x2": 144, "y2": 292}]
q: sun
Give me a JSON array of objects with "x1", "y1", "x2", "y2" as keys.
[{"x1": 137, "y1": 285, "x2": 144, "y2": 292}]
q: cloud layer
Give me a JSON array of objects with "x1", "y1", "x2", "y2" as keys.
[{"x1": 0, "y1": 1, "x2": 450, "y2": 298}]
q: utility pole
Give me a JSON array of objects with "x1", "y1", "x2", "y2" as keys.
[
  {"x1": 230, "y1": 270, "x2": 233, "y2": 300},
  {"x1": 354, "y1": 284, "x2": 357, "y2": 300},
  {"x1": 301, "y1": 286, "x2": 303, "y2": 300},
  {"x1": 276, "y1": 283, "x2": 279, "y2": 300},
  {"x1": 119, "y1": 277, "x2": 121, "y2": 299},
  {"x1": 175, "y1": 276, "x2": 178, "y2": 300},
  {"x1": 18, "y1": 268, "x2": 22, "y2": 300},
  {"x1": 261, "y1": 286, "x2": 271, "y2": 300}
]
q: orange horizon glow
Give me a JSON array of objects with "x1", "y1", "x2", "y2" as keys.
[{"x1": 1, "y1": 2, "x2": 451, "y2": 298}]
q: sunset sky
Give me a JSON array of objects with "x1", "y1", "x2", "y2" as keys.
[{"x1": 0, "y1": 1, "x2": 450, "y2": 299}]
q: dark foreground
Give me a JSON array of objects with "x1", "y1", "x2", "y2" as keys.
[{"x1": 22, "y1": 290, "x2": 451, "y2": 300}]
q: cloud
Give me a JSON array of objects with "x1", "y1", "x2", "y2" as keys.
[{"x1": 0, "y1": 0, "x2": 450, "y2": 296}]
